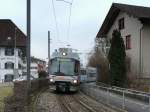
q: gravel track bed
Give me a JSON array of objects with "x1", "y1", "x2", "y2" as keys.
[
  {"x1": 35, "y1": 89, "x2": 121, "y2": 112},
  {"x1": 35, "y1": 89, "x2": 63, "y2": 112},
  {"x1": 75, "y1": 92, "x2": 119, "y2": 112},
  {"x1": 57, "y1": 94, "x2": 92, "y2": 112}
]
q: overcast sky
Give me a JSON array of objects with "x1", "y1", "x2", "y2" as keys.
[{"x1": 0, "y1": 0, "x2": 150, "y2": 65}]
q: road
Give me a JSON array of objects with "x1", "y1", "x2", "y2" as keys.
[{"x1": 81, "y1": 83, "x2": 150, "y2": 112}]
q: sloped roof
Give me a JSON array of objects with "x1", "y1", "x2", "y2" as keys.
[
  {"x1": 97, "y1": 3, "x2": 150, "y2": 37},
  {"x1": 31, "y1": 56, "x2": 46, "y2": 63},
  {"x1": 0, "y1": 19, "x2": 27, "y2": 47}
]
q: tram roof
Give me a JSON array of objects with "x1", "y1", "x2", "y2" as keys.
[{"x1": 51, "y1": 48, "x2": 80, "y2": 61}]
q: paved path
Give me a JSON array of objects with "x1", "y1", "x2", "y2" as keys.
[{"x1": 81, "y1": 83, "x2": 150, "y2": 112}]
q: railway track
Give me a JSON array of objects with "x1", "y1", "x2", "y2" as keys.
[
  {"x1": 56, "y1": 93, "x2": 97, "y2": 112},
  {"x1": 72, "y1": 95, "x2": 97, "y2": 112},
  {"x1": 35, "y1": 89, "x2": 121, "y2": 112},
  {"x1": 56, "y1": 95, "x2": 73, "y2": 112}
]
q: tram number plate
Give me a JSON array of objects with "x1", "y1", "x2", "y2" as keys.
[{"x1": 58, "y1": 76, "x2": 64, "y2": 80}]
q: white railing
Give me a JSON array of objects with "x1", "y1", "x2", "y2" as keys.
[
  {"x1": 97, "y1": 82, "x2": 150, "y2": 97},
  {"x1": 81, "y1": 82, "x2": 150, "y2": 112}
]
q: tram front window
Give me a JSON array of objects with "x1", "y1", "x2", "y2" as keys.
[{"x1": 50, "y1": 59, "x2": 75, "y2": 76}]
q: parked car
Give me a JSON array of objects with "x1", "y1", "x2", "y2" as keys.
[{"x1": 13, "y1": 75, "x2": 35, "y2": 82}]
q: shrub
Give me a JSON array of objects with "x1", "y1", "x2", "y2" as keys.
[
  {"x1": 4, "y1": 78, "x2": 49, "y2": 112},
  {"x1": 108, "y1": 30, "x2": 127, "y2": 87},
  {"x1": 38, "y1": 71, "x2": 48, "y2": 78}
]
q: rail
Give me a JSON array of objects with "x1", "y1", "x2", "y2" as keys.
[
  {"x1": 72, "y1": 95, "x2": 97, "y2": 112},
  {"x1": 57, "y1": 94, "x2": 99, "y2": 112},
  {"x1": 97, "y1": 82, "x2": 149, "y2": 94}
]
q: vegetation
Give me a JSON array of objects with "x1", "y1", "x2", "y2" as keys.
[
  {"x1": 4, "y1": 79, "x2": 49, "y2": 112},
  {"x1": 0, "y1": 86, "x2": 13, "y2": 111},
  {"x1": 38, "y1": 71, "x2": 48, "y2": 78},
  {"x1": 87, "y1": 47, "x2": 110, "y2": 84},
  {"x1": 108, "y1": 30, "x2": 127, "y2": 87}
]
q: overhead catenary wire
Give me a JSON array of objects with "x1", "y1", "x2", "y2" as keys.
[
  {"x1": 52, "y1": 0, "x2": 60, "y2": 41},
  {"x1": 51, "y1": 0, "x2": 74, "y2": 47}
]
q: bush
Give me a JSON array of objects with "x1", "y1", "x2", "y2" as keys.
[
  {"x1": 4, "y1": 78, "x2": 49, "y2": 112},
  {"x1": 38, "y1": 71, "x2": 49, "y2": 89},
  {"x1": 38, "y1": 71, "x2": 48, "y2": 78}
]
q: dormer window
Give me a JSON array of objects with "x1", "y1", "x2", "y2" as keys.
[{"x1": 118, "y1": 18, "x2": 124, "y2": 30}]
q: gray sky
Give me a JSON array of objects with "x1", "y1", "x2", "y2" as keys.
[{"x1": 0, "y1": 0, "x2": 150, "y2": 65}]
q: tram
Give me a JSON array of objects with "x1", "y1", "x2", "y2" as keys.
[
  {"x1": 80, "y1": 67, "x2": 97, "y2": 83},
  {"x1": 49, "y1": 48, "x2": 80, "y2": 92}
]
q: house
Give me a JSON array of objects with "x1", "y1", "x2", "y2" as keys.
[
  {"x1": 23, "y1": 56, "x2": 46, "y2": 78},
  {"x1": 96, "y1": 3, "x2": 150, "y2": 78},
  {"x1": 0, "y1": 19, "x2": 27, "y2": 82}
]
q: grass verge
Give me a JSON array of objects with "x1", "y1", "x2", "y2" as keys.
[{"x1": 0, "y1": 86, "x2": 13, "y2": 112}]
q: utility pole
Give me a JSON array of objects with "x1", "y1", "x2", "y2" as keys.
[
  {"x1": 27, "y1": 0, "x2": 31, "y2": 89},
  {"x1": 48, "y1": 31, "x2": 50, "y2": 74}
]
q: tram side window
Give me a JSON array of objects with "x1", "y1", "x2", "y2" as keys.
[
  {"x1": 80, "y1": 70, "x2": 86, "y2": 75},
  {"x1": 50, "y1": 59, "x2": 59, "y2": 74},
  {"x1": 74, "y1": 61, "x2": 80, "y2": 74}
]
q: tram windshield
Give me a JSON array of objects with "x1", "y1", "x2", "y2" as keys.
[{"x1": 50, "y1": 58, "x2": 79, "y2": 76}]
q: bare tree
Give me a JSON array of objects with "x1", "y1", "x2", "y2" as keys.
[{"x1": 87, "y1": 46, "x2": 109, "y2": 84}]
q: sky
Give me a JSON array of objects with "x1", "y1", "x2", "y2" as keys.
[{"x1": 0, "y1": 0, "x2": 150, "y2": 65}]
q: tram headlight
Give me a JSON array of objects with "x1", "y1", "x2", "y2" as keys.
[
  {"x1": 73, "y1": 79, "x2": 77, "y2": 84},
  {"x1": 62, "y1": 52, "x2": 67, "y2": 56},
  {"x1": 50, "y1": 78, "x2": 54, "y2": 82}
]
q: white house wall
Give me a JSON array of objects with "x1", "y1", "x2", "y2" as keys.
[
  {"x1": 23, "y1": 63, "x2": 39, "y2": 78},
  {"x1": 0, "y1": 48, "x2": 19, "y2": 68},
  {"x1": 142, "y1": 25, "x2": 150, "y2": 77},
  {"x1": 107, "y1": 11, "x2": 143, "y2": 76},
  {"x1": 0, "y1": 47, "x2": 23, "y2": 82}
]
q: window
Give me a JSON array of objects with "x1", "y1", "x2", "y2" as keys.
[
  {"x1": 50, "y1": 58, "x2": 75, "y2": 76},
  {"x1": 126, "y1": 35, "x2": 131, "y2": 49},
  {"x1": 80, "y1": 69, "x2": 86, "y2": 75},
  {"x1": 118, "y1": 18, "x2": 125, "y2": 30},
  {"x1": 5, "y1": 62, "x2": 14, "y2": 69},
  {"x1": 18, "y1": 49, "x2": 23, "y2": 57},
  {"x1": 5, "y1": 48, "x2": 14, "y2": 56},
  {"x1": 4, "y1": 74, "x2": 14, "y2": 82},
  {"x1": 18, "y1": 63, "x2": 22, "y2": 69},
  {"x1": 31, "y1": 67, "x2": 37, "y2": 69}
]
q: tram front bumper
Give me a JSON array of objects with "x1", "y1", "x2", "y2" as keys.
[{"x1": 49, "y1": 82, "x2": 79, "y2": 91}]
